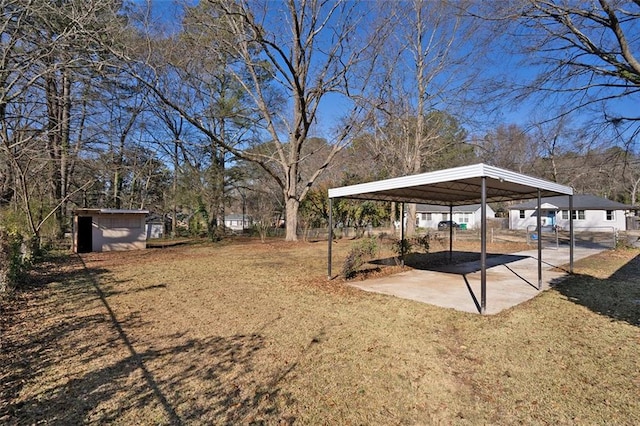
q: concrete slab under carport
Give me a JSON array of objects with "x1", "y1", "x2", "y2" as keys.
[{"x1": 349, "y1": 245, "x2": 606, "y2": 315}]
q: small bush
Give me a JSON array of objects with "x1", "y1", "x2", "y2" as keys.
[
  {"x1": 342, "y1": 237, "x2": 379, "y2": 279},
  {"x1": 392, "y1": 238, "x2": 413, "y2": 256},
  {"x1": 391, "y1": 234, "x2": 431, "y2": 257},
  {"x1": 413, "y1": 234, "x2": 430, "y2": 253},
  {"x1": 0, "y1": 229, "x2": 27, "y2": 294},
  {"x1": 358, "y1": 236, "x2": 378, "y2": 258}
]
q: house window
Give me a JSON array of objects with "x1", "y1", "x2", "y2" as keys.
[
  {"x1": 571, "y1": 210, "x2": 585, "y2": 220},
  {"x1": 606, "y1": 210, "x2": 614, "y2": 221},
  {"x1": 426, "y1": 212, "x2": 432, "y2": 220},
  {"x1": 459, "y1": 213, "x2": 470, "y2": 223},
  {"x1": 519, "y1": 210, "x2": 525, "y2": 219},
  {"x1": 561, "y1": 210, "x2": 569, "y2": 220}
]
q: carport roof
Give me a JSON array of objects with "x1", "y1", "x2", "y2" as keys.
[{"x1": 328, "y1": 163, "x2": 573, "y2": 205}]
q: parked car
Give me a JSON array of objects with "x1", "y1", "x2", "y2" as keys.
[{"x1": 437, "y1": 220, "x2": 460, "y2": 230}]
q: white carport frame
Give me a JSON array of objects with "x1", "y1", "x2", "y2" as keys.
[{"x1": 327, "y1": 163, "x2": 574, "y2": 314}]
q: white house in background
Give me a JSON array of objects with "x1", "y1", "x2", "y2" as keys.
[
  {"x1": 416, "y1": 204, "x2": 495, "y2": 230},
  {"x1": 224, "y1": 213, "x2": 252, "y2": 231},
  {"x1": 508, "y1": 194, "x2": 632, "y2": 232},
  {"x1": 73, "y1": 208, "x2": 148, "y2": 253}
]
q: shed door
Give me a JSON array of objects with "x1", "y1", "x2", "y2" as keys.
[{"x1": 77, "y1": 216, "x2": 93, "y2": 253}]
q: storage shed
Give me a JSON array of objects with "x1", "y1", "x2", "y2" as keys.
[{"x1": 73, "y1": 209, "x2": 149, "y2": 253}]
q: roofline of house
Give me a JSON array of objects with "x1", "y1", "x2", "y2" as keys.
[
  {"x1": 74, "y1": 208, "x2": 149, "y2": 215},
  {"x1": 508, "y1": 195, "x2": 634, "y2": 211}
]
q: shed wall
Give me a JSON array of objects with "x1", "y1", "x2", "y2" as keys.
[
  {"x1": 73, "y1": 213, "x2": 147, "y2": 253},
  {"x1": 93, "y1": 214, "x2": 146, "y2": 251}
]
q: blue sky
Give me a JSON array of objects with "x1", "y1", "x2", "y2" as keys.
[{"x1": 136, "y1": 0, "x2": 638, "y2": 150}]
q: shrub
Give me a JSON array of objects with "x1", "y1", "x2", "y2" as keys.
[
  {"x1": 391, "y1": 234, "x2": 430, "y2": 257},
  {"x1": 392, "y1": 238, "x2": 413, "y2": 257},
  {"x1": 413, "y1": 234, "x2": 430, "y2": 253},
  {"x1": 342, "y1": 237, "x2": 379, "y2": 279},
  {"x1": 0, "y1": 229, "x2": 27, "y2": 295},
  {"x1": 358, "y1": 235, "x2": 378, "y2": 258}
]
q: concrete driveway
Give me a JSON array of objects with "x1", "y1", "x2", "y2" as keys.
[{"x1": 350, "y1": 245, "x2": 606, "y2": 314}]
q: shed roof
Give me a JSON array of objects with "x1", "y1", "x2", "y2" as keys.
[
  {"x1": 74, "y1": 208, "x2": 149, "y2": 215},
  {"x1": 328, "y1": 163, "x2": 573, "y2": 205},
  {"x1": 509, "y1": 194, "x2": 632, "y2": 211}
]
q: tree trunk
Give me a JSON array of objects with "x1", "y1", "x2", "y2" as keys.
[
  {"x1": 172, "y1": 139, "x2": 178, "y2": 238},
  {"x1": 58, "y1": 71, "x2": 71, "y2": 235},
  {"x1": 214, "y1": 146, "x2": 225, "y2": 231},
  {"x1": 390, "y1": 201, "x2": 397, "y2": 233},
  {"x1": 632, "y1": 176, "x2": 640, "y2": 206},
  {"x1": 406, "y1": 203, "x2": 417, "y2": 237},
  {"x1": 285, "y1": 196, "x2": 299, "y2": 241},
  {"x1": 113, "y1": 132, "x2": 126, "y2": 209},
  {"x1": 405, "y1": 3, "x2": 425, "y2": 239},
  {"x1": 0, "y1": 230, "x2": 10, "y2": 294},
  {"x1": 45, "y1": 69, "x2": 63, "y2": 235}
]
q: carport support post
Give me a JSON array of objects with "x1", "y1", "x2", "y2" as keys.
[
  {"x1": 449, "y1": 205, "x2": 453, "y2": 263},
  {"x1": 537, "y1": 189, "x2": 542, "y2": 290},
  {"x1": 328, "y1": 197, "x2": 333, "y2": 280},
  {"x1": 400, "y1": 202, "x2": 405, "y2": 267},
  {"x1": 569, "y1": 194, "x2": 574, "y2": 273},
  {"x1": 480, "y1": 177, "x2": 487, "y2": 314}
]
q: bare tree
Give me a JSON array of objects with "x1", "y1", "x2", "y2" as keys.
[
  {"x1": 220, "y1": 0, "x2": 381, "y2": 241},
  {"x1": 124, "y1": 0, "x2": 378, "y2": 241},
  {"x1": 146, "y1": 104, "x2": 190, "y2": 237},
  {"x1": 0, "y1": 0, "x2": 126, "y2": 245},
  {"x1": 364, "y1": 0, "x2": 479, "y2": 236},
  {"x1": 479, "y1": 124, "x2": 539, "y2": 174},
  {"x1": 630, "y1": 172, "x2": 640, "y2": 205},
  {"x1": 485, "y1": 1, "x2": 640, "y2": 141},
  {"x1": 246, "y1": 187, "x2": 281, "y2": 243},
  {"x1": 613, "y1": 118, "x2": 640, "y2": 204}
]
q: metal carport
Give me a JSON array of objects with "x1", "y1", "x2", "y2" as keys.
[{"x1": 327, "y1": 163, "x2": 575, "y2": 314}]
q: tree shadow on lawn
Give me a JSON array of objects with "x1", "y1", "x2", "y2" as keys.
[
  {"x1": 4, "y1": 333, "x2": 293, "y2": 424},
  {"x1": 21, "y1": 253, "x2": 132, "y2": 305},
  {"x1": 554, "y1": 253, "x2": 640, "y2": 327},
  {"x1": 1, "y1": 254, "x2": 297, "y2": 425}
]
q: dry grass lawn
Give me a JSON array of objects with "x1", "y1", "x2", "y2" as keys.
[{"x1": 1, "y1": 237, "x2": 639, "y2": 424}]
